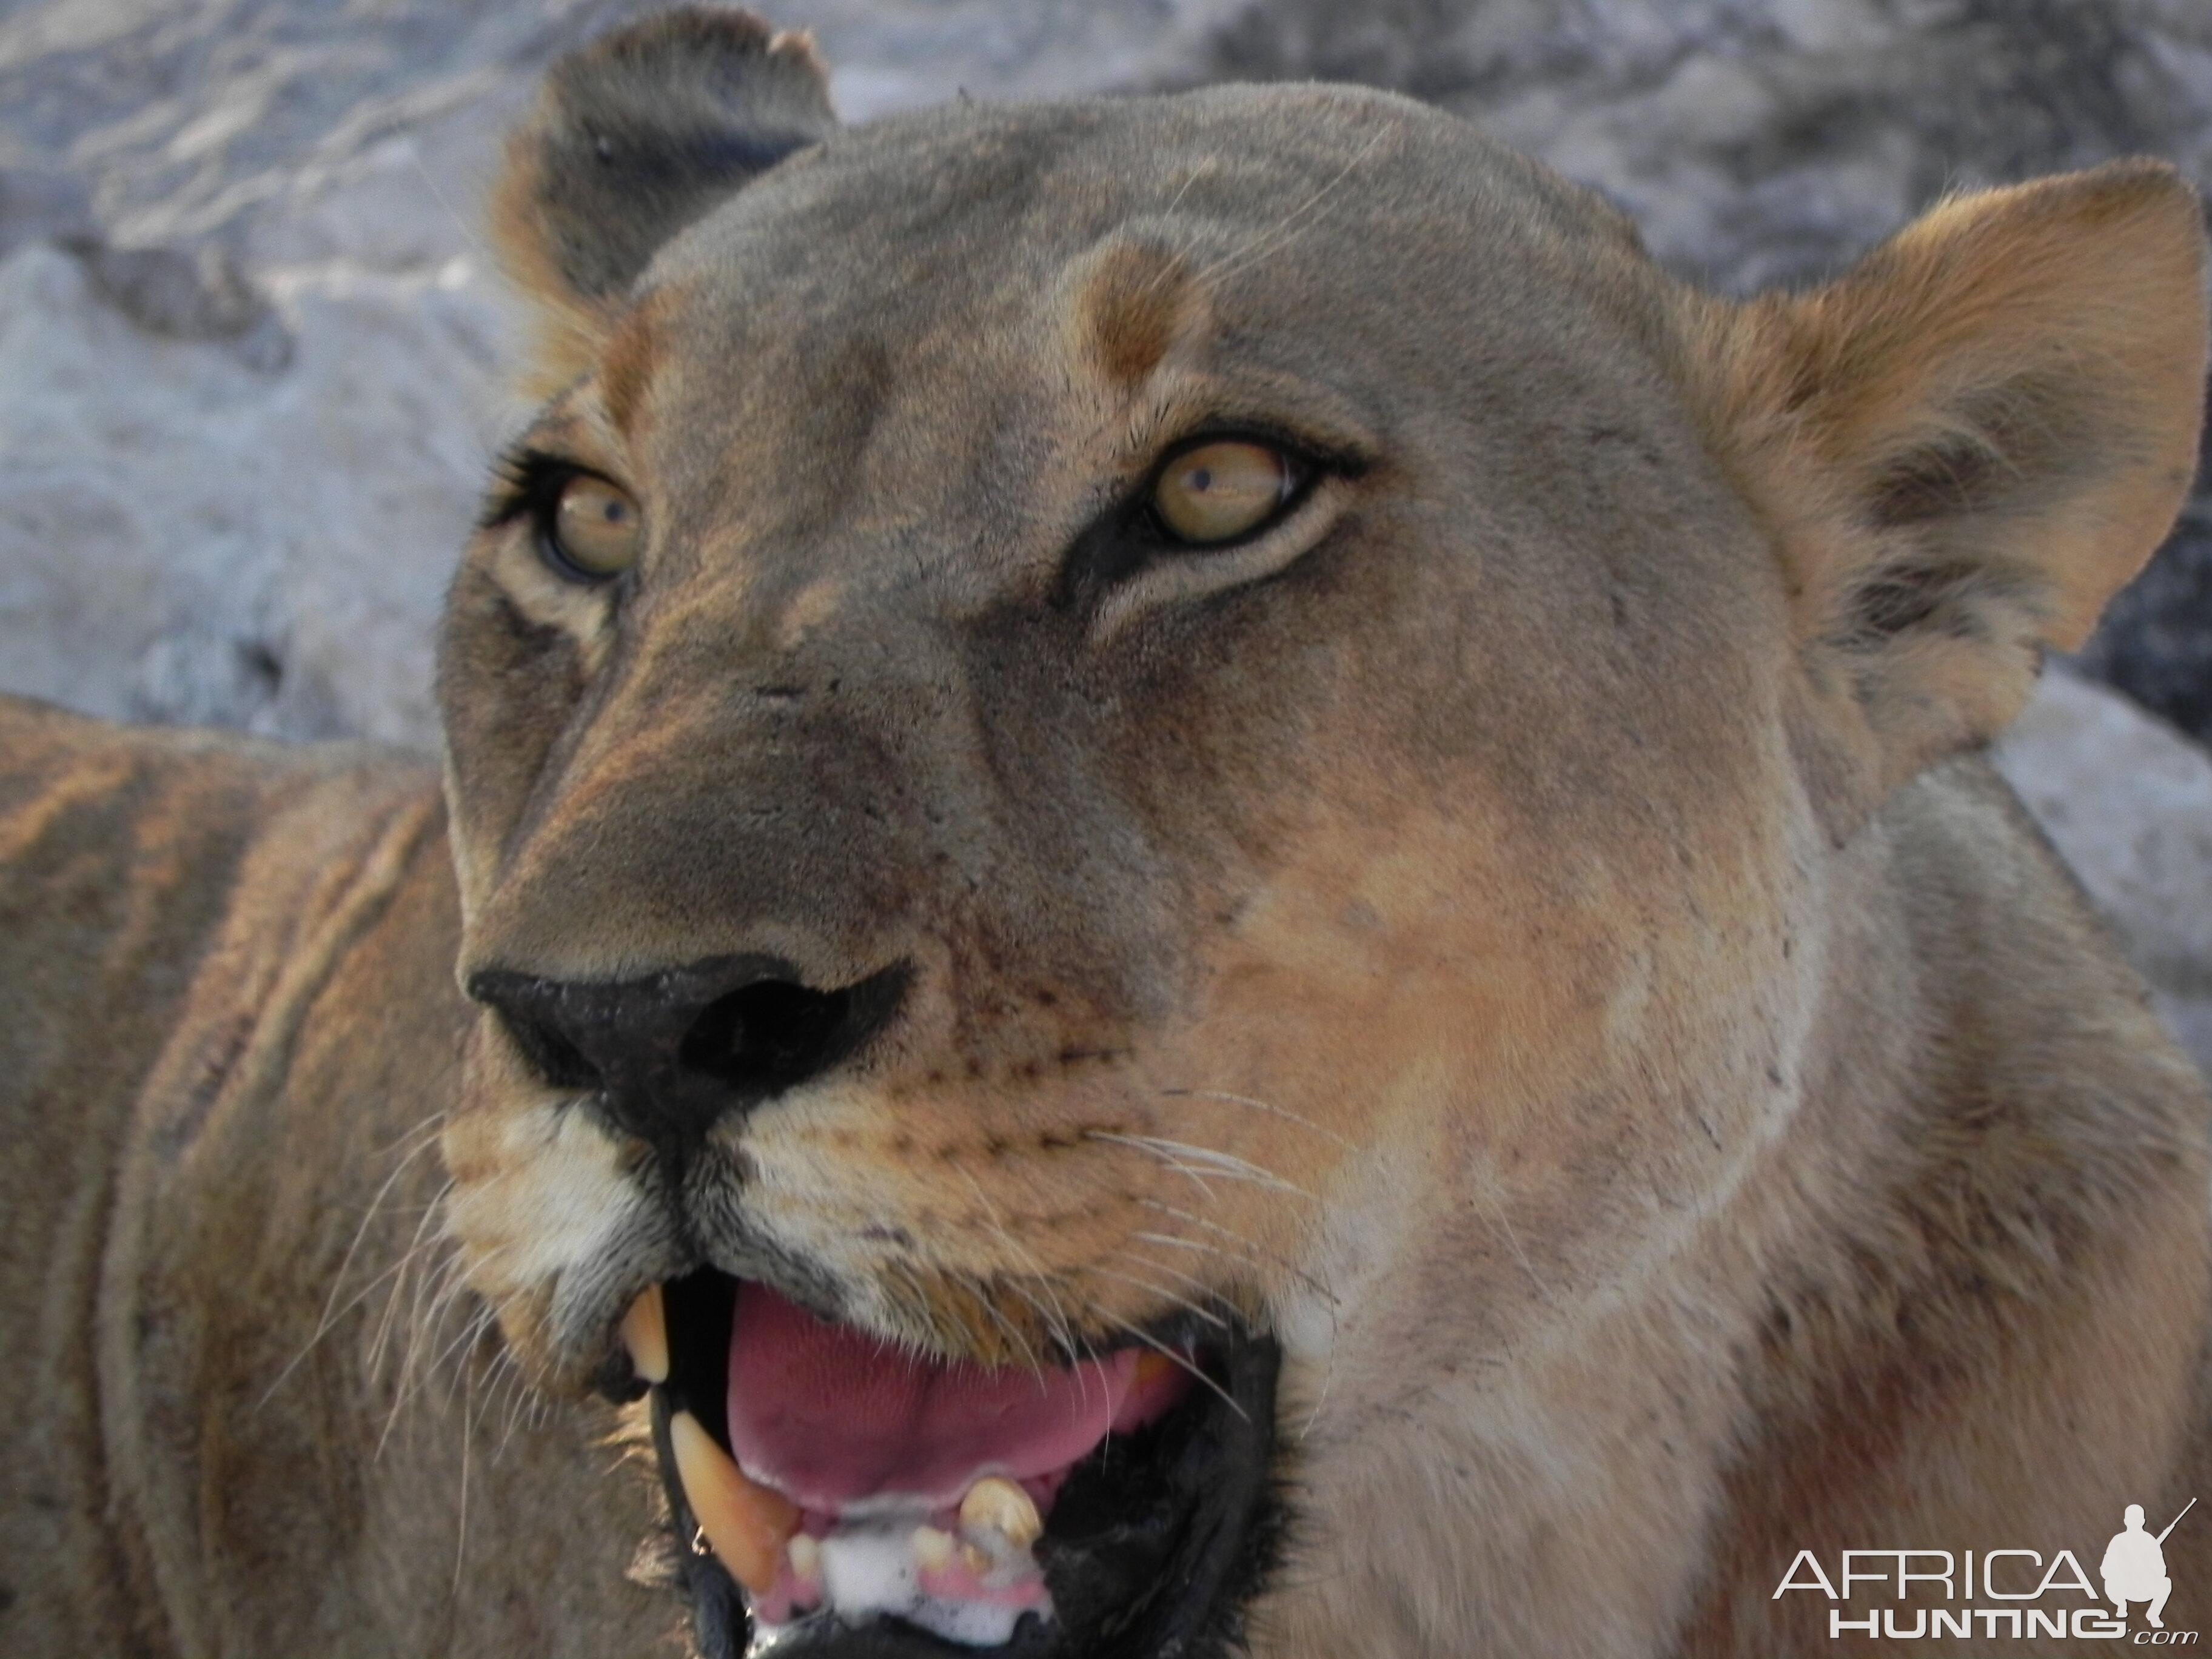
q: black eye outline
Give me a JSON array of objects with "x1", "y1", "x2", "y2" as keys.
[
  {"x1": 1055, "y1": 427, "x2": 1350, "y2": 608},
  {"x1": 482, "y1": 446, "x2": 641, "y2": 586}
]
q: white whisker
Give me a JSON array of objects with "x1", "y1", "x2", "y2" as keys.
[
  {"x1": 452, "y1": 1359, "x2": 475, "y2": 1598},
  {"x1": 969, "y1": 1272, "x2": 1050, "y2": 1378},
  {"x1": 1082, "y1": 1260, "x2": 1230, "y2": 1332},
  {"x1": 1100, "y1": 1247, "x2": 1234, "y2": 1318},
  {"x1": 1085, "y1": 1131, "x2": 1315, "y2": 1201},
  {"x1": 1195, "y1": 124, "x2": 1391, "y2": 289},
  {"x1": 260, "y1": 1125, "x2": 447, "y2": 1411},
  {"x1": 1159, "y1": 1087, "x2": 1352, "y2": 1148},
  {"x1": 366, "y1": 1177, "x2": 455, "y2": 1380},
  {"x1": 954, "y1": 1165, "x2": 1082, "y2": 1364},
  {"x1": 1087, "y1": 1306, "x2": 1245, "y2": 1423},
  {"x1": 381, "y1": 1253, "x2": 498, "y2": 1456},
  {"x1": 1131, "y1": 1199, "x2": 1337, "y2": 1305}
]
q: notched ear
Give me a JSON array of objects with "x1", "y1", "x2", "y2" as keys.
[
  {"x1": 492, "y1": 6, "x2": 838, "y2": 387},
  {"x1": 1692, "y1": 159, "x2": 2209, "y2": 839}
]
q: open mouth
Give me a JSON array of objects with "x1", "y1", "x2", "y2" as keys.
[{"x1": 616, "y1": 1270, "x2": 1281, "y2": 1659}]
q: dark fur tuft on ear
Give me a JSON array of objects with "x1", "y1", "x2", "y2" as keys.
[{"x1": 492, "y1": 7, "x2": 837, "y2": 384}]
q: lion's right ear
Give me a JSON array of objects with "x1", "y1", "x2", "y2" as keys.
[{"x1": 491, "y1": 7, "x2": 838, "y2": 390}]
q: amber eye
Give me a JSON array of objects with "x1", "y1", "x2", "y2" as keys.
[
  {"x1": 546, "y1": 475, "x2": 642, "y2": 580},
  {"x1": 1151, "y1": 440, "x2": 1302, "y2": 546}
]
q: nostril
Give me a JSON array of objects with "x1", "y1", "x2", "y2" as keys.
[{"x1": 678, "y1": 978, "x2": 853, "y2": 1091}]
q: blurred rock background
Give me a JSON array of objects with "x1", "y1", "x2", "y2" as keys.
[{"x1": 0, "y1": 0, "x2": 2206, "y2": 1065}]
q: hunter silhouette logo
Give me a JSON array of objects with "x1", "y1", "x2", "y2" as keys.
[
  {"x1": 2106, "y1": 1500, "x2": 2193, "y2": 1631},
  {"x1": 1774, "y1": 1498, "x2": 2200, "y2": 1642}
]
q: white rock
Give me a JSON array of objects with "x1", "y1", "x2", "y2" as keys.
[
  {"x1": 0, "y1": 241, "x2": 515, "y2": 747},
  {"x1": 1996, "y1": 669, "x2": 2212, "y2": 1078}
]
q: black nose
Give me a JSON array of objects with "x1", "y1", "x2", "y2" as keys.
[{"x1": 467, "y1": 954, "x2": 907, "y2": 1155}]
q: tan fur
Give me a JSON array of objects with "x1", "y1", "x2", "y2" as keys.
[
  {"x1": 1071, "y1": 236, "x2": 1211, "y2": 387},
  {"x1": 486, "y1": 146, "x2": 620, "y2": 400},
  {"x1": 0, "y1": 700, "x2": 666, "y2": 1655},
  {"x1": 3, "y1": 15, "x2": 2209, "y2": 1658}
]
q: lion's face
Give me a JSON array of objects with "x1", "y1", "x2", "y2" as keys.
[{"x1": 432, "y1": 14, "x2": 2205, "y2": 1658}]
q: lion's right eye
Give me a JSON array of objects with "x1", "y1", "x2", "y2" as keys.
[
  {"x1": 1150, "y1": 440, "x2": 1305, "y2": 547},
  {"x1": 545, "y1": 476, "x2": 643, "y2": 581}
]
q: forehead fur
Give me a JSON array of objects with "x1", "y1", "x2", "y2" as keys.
[{"x1": 632, "y1": 84, "x2": 1666, "y2": 383}]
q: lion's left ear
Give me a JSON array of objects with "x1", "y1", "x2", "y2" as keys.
[
  {"x1": 1691, "y1": 159, "x2": 2208, "y2": 836},
  {"x1": 491, "y1": 7, "x2": 839, "y2": 388}
]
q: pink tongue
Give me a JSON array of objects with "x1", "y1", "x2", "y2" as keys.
[{"x1": 726, "y1": 1281, "x2": 1139, "y2": 1509}]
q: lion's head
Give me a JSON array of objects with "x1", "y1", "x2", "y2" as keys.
[{"x1": 431, "y1": 10, "x2": 2206, "y2": 1657}]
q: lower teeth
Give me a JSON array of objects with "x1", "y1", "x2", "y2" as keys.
[{"x1": 757, "y1": 1500, "x2": 1052, "y2": 1650}]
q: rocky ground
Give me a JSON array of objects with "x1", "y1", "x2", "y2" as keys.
[{"x1": 0, "y1": 0, "x2": 2207, "y2": 1067}]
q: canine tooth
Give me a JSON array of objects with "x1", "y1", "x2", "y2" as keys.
[
  {"x1": 669, "y1": 1409, "x2": 798, "y2": 1594},
  {"x1": 911, "y1": 1525, "x2": 955, "y2": 1570},
  {"x1": 958, "y1": 1476, "x2": 1042, "y2": 1548},
  {"x1": 788, "y1": 1533, "x2": 821, "y2": 1580},
  {"x1": 621, "y1": 1285, "x2": 669, "y2": 1384},
  {"x1": 960, "y1": 1539, "x2": 993, "y2": 1575}
]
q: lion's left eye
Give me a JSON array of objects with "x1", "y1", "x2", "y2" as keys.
[
  {"x1": 1150, "y1": 441, "x2": 1305, "y2": 546},
  {"x1": 546, "y1": 476, "x2": 643, "y2": 580}
]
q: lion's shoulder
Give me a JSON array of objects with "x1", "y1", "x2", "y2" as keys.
[
  {"x1": 0, "y1": 693, "x2": 468, "y2": 1651},
  {"x1": 0, "y1": 689, "x2": 454, "y2": 1255},
  {"x1": 0, "y1": 691, "x2": 444, "y2": 1045}
]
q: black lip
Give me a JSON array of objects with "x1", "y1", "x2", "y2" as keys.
[{"x1": 645, "y1": 1277, "x2": 1282, "y2": 1659}]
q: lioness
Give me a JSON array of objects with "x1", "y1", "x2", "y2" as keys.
[{"x1": 4, "y1": 8, "x2": 2209, "y2": 1657}]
